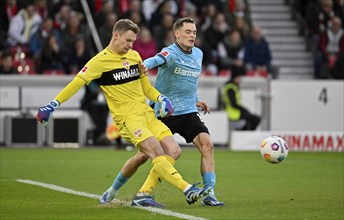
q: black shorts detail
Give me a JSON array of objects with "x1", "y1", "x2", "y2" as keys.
[{"x1": 160, "y1": 112, "x2": 209, "y2": 143}]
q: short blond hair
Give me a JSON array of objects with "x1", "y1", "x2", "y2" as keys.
[{"x1": 113, "y1": 19, "x2": 140, "y2": 34}]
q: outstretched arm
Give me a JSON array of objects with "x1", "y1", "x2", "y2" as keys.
[
  {"x1": 37, "y1": 77, "x2": 86, "y2": 127},
  {"x1": 143, "y1": 54, "x2": 166, "y2": 69},
  {"x1": 55, "y1": 77, "x2": 86, "y2": 104}
]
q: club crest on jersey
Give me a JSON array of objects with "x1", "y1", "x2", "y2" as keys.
[
  {"x1": 81, "y1": 66, "x2": 88, "y2": 74},
  {"x1": 134, "y1": 128, "x2": 142, "y2": 137},
  {"x1": 160, "y1": 50, "x2": 169, "y2": 57},
  {"x1": 122, "y1": 61, "x2": 130, "y2": 70}
]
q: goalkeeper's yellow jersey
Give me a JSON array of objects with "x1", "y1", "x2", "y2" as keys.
[{"x1": 76, "y1": 47, "x2": 160, "y2": 127}]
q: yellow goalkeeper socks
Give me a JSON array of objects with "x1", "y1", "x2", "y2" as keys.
[
  {"x1": 138, "y1": 155, "x2": 177, "y2": 193},
  {"x1": 151, "y1": 155, "x2": 188, "y2": 191},
  {"x1": 164, "y1": 155, "x2": 176, "y2": 165},
  {"x1": 138, "y1": 168, "x2": 160, "y2": 194}
]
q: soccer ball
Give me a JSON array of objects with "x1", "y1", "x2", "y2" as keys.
[{"x1": 260, "y1": 136, "x2": 288, "y2": 164}]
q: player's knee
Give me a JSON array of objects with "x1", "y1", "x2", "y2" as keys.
[
  {"x1": 200, "y1": 141, "x2": 214, "y2": 156},
  {"x1": 169, "y1": 146, "x2": 182, "y2": 160}
]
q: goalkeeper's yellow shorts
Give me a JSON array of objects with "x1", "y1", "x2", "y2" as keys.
[{"x1": 118, "y1": 110, "x2": 172, "y2": 148}]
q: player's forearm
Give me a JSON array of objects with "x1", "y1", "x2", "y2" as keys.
[
  {"x1": 143, "y1": 55, "x2": 165, "y2": 69},
  {"x1": 140, "y1": 75, "x2": 161, "y2": 101},
  {"x1": 54, "y1": 76, "x2": 86, "y2": 104}
]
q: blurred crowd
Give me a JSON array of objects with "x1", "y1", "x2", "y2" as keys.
[
  {"x1": 0, "y1": 0, "x2": 343, "y2": 79},
  {"x1": 291, "y1": 0, "x2": 344, "y2": 79},
  {"x1": 0, "y1": 0, "x2": 273, "y2": 78}
]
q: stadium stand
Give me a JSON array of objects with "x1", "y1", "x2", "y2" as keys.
[
  {"x1": 1, "y1": 0, "x2": 343, "y2": 79},
  {"x1": 248, "y1": 0, "x2": 314, "y2": 79}
]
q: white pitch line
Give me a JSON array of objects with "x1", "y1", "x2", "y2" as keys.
[{"x1": 17, "y1": 179, "x2": 207, "y2": 220}]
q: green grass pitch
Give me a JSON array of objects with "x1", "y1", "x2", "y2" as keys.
[{"x1": 0, "y1": 147, "x2": 343, "y2": 220}]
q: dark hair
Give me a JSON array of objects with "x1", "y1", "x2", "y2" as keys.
[
  {"x1": 113, "y1": 19, "x2": 140, "y2": 34},
  {"x1": 173, "y1": 17, "x2": 196, "y2": 32}
]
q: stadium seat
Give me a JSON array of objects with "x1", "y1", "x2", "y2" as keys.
[
  {"x1": 245, "y1": 70, "x2": 269, "y2": 78},
  {"x1": 201, "y1": 70, "x2": 213, "y2": 76},
  {"x1": 219, "y1": 69, "x2": 231, "y2": 77},
  {"x1": 43, "y1": 69, "x2": 65, "y2": 75},
  {"x1": 14, "y1": 58, "x2": 36, "y2": 75}
]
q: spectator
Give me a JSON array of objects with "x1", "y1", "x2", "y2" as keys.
[
  {"x1": 68, "y1": 36, "x2": 91, "y2": 74},
  {"x1": 0, "y1": 0, "x2": 18, "y2": 50},
  {"x1": 29, "y1": 17, "x2": 62, "y2": 71},
  {"x1": 194, "y1": 33, "x2": 213, "y2": 74},
  {"x1": 244, "y1": 25, "x2": 272, "y2": 76},
  {"x1": 0, "y1": 51, "x2": 18, "y2": 74},
  {"x1": 333, "y1": 0, "x2": 344, "y2": 28},
  {"x1": 218, "y1": 30, "x2": 246, "y2": 77},
  {"x1": 94, "y1": 0, "x2": 113, "y2": 28},
  {"x1": 183, "y1": 1, "x2": 199, "y2": 24},
  {"x1": 222, "y1": 72, "x2": 261, "y2": 130},
  {"x1": 34, "y1": 0, "x2": 48, "y2": 19},
  {"x1": 98, "y1": 12, "x2": 118, "y2": 48},
  {"x1": 142, "y1": 0, "x2": 163, "y2": 23},
  {"x1": 61, "y1": 12, "x2": 93, "y2": 55},
  {"x1": 0, "y1": 0, "x2": 18, "y2": 35},
  {"x1": 50, "y1": 0, "x2": 83, "y2": 19},
  {"x1": 161, "y1": 29, "x2": 175, "y2": 50},
  {"x1": 149, "y1": 1, "x2": 175, "y2": 31},
  {"x1": 133, "y1": 27, "x2": 157, "y2": 61},
  {"x1": 306, "y1": 0, "x2": 336, "y2": 53},
  {"x1": 233, "y1": 16, "x2": 250, "y2": 41},
  {"x1": 204, "y1": 12, "x2": 230, "y2": 50},
  {"x1": 40, "y1": 35, "x2": 67, "y2": 74},
  {"x1": 316, "y1": 16, "x2": 344, "y2": 78},
  {"x1": 226, "y1": 0, "x2": 250, "y2": 28},
  {"x1": 153, "y1": 13, "x2": 175, "y2": 51},
  {"x1": 128, "y1": 10, "x2": 144, "y2": 27},
  {"x1": 53, "y1": 4, "x2": 71, "y2": 31},
  {"x1": 120, "y1": 0, "x2": 147, "y2": 27},
  {"x1": 203, "y1": 12, "x2": 230, "y2": 75},
  {"x1": 200, "y1": 2, "x2": 218, "y2": 32},
  {"x1": 330, "y1": 52, "x2": 344, "y2": 79},
  {"x1": 7, "y1": 1, "x2": 42, "y2": 46}
]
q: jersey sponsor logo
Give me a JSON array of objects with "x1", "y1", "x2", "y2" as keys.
[
  {"x1": 174, "y1": 67, "x2": 200, "y2": 77},
  {"x1": 160, "y1": 50, "x2": 169, "y2": 57},
  {"x1": 95, "y1": 64, "x2": 140, "y2": 85},
  {"x1": 122, "y1": 61, "x2": 130, "y2": 70},
  {"x1": 134, "y1": 128, "x2": 142, "y2": 137},
  {"x1": 112, "y1": 67, "x2": 140, "y2": 80},
  {"x1": 81, "y1": 66, "x2": 88, "y2": 74}
]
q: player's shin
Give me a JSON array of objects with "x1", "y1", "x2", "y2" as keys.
[
  {"x1": 151, "y1": 156, "x2": 188, "y2": 191},
  {"x1": 138, "y1": 169, "x2": 160, "y2": 194},
  {"x1": 138, "y1": 155, "x2": 176, "y2": 193}
]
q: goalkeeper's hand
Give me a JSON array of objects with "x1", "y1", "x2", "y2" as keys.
[
  {"x1": 36, "y1": 100, "x2": 59, "y2": 127},
  {"x1": 157, "y1": 94, "x2": 174, "y2": 118}
]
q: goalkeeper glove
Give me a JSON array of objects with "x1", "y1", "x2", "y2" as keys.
[
  {"x1": 36, "y1": 100, "x2": 60, "y2": 127},
  {"x1": 157, "y1": 94, "x2": 174, "y2": 118}
]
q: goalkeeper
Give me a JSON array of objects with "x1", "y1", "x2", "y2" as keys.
[{"x1": 37, "y1": 19, "x2": 210, "y2": 206}]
